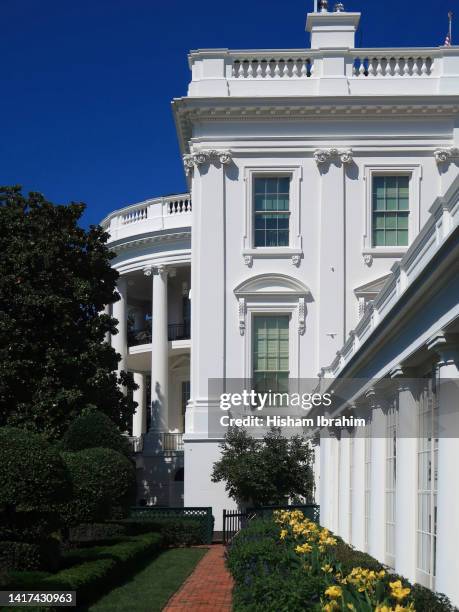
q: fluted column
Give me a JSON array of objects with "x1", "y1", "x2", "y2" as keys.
[
  {"x1": 392, "y1": 369, "x2": 418, "y2": 584},
  {"x1": 351, "y1": 434, "x2": 366, "y2": 551},
  {"x1": 338, "y1": 433, "x2": 351, "y2": 542},
  {"x1": 368, "y1": 402, "x2": 386, "y2": 562},
  {"x1": 132, "y1": 372, "x2": 147, "y2": 437},
  {"x1": 111, "y1": 276, "x2": 127, "y2": 373},
  {"x1": 144, "y1": 265, "x2": 174, "y2": 432},
  {"x1": 428, "y1": 333, "x2": 459, "y2": 606}
]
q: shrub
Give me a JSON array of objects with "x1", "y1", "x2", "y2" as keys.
[
  {"x1": 68, "y1": 522, "x2": 127, "y2": 545},
  {"x1": 60, "y1": 448, "x2": 136, "y2": 526},
  {"x1": 118, "y1": 517, "x2": 203, "y2": 546},
  {"x1": 61, "y1": 410, "x2": 131, "y2": 457},
  {"x1": 0, "y1": 427, "x2": 71, "y2": 510},
  {"x1": 0, "y1": 539, "x2": 60, "y2": 572},
  {"x1": 6, "y1": 533, "x2": 164, "y2": 606}
]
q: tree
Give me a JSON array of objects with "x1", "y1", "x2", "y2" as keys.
[
  {"x1": 211, "y1": 427, "x2": 315, "y2": 507},
  {"x1": 0, "y1": 186, "x2": 136, "y2": 439}
]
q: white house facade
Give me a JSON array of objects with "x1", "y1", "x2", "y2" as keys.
[{"x1": 101, "y1": 4, "x2": 459, "y2": 605}]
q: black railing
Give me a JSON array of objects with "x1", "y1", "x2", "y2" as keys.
[
  {"x1": 128, "y1": 322, "x2": 190, "y2": 346},
  {"x1": 223, "y1": 504, "x2": 320, "y2": 546}
]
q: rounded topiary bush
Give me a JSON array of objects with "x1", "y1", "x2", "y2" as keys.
[
  {"x1": 61, "y1": 410, "x2": 131, "y2": 457},
  {"x1": 61, "y1": 447, "x2": 136, "y2": 526},
  {"x1": 0, "y1": 427, "x2": 71, "y2": 510}
]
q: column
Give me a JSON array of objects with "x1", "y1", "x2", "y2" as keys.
[
  {"x1": 369, "y1": 402, "x2": 386, "y2": 562},
  {"x1": 100, "y1": 303, "x2": 110, "y2": 344},
  {"x1": 149, "y1": 264, "x2": 171, "y2": 432},
  {"x1": 111, "y1": 276, "x2": 127, "y2": 372},
  {"x1": 392, "y1": 370, "x2": 418, "y2": 584},
  {"x1": 351, "y1": 434, "x2": 366, "y2": 551},
  {"x1": 428, "y1": 333, "x2": 459, "y2": 606},
  {"x1": 319, "y1": 432, "x2": 331, "y2": 529},
  {"x1": 338, "y1": 433, "x2": 351, "y2": 542},
  {"x1": 132, "y1": 372, "x2": 147, "y2": 437}
]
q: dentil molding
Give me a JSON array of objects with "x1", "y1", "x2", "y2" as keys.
[{"x1": 183, "y1": 149, "x2": 232, "y2": 175}]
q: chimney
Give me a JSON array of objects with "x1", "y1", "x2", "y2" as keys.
[{"x1": 306, "y1": 3, "x2": 361, "y2": 49}]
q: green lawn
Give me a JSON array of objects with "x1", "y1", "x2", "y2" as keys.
[{"x1": 89, "y1": 547, "x2": 208, "y2": 612}]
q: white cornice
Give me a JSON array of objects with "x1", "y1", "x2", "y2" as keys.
[{"x1": 109, "y1": 231, "x2": 191, "y2": 253}]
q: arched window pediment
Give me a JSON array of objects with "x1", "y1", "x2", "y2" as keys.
[{"x1": 234, "y1": 273, "x2": 311, "y2": 298}]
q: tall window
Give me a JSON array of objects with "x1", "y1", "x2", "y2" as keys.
[
  {"x1": 417, "y1": 376, "x2": 438, "y2": 589},
  {"x1": 252, "y1": 316, "x2": 289, "y2": 395},
  {"x1": 372, "y1": 176, "x2": 409, "y2": 247},
  {"x1": 364, "y1": 424, "x2": 372, "y2": 551},
  {"x1": 385, "y1": 404, "x2": 397, "y2": 567},
  {"x1": 254, "y1": 177, "x2": 290, "y2": 247}
]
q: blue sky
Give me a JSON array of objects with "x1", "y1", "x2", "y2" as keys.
[{"x1": 0, "y1": 0, "x2": 454, "y2": 226}]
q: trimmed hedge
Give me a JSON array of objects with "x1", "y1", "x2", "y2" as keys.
[
  {"x1": 61, "y1": 410, "x2": 131, "y2": 458},
  {"x1": 117, "y1": 517, "x2": 203, "y2": 546},
  {"x1": 60, "y1": 448, "x2": 136, "y2": 525},
  {"x1": 227, "y1": 517, "x2": 456, "y2": 612},
  {"x1": 6, "y1": 533, "x2": 164, "y2": 607},
  {"x1": 68, "y1": 522, "x2": 128, "y2": 545}
]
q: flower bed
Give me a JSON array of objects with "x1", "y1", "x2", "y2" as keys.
[{"x1": 226, "y1": 510, "x2": 456, "y2": 612}]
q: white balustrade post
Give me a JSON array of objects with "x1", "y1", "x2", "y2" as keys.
[
  {"x1": 429, "y1": 334, "x2": 459, "y2": 607},
  {"x1": 132, "y1": 372, "x2": 147, "y2": 437},
  {"x1": 111, "y1": 276, "x2": 127, "y2": 374}
]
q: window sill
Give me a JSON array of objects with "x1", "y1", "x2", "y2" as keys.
[{"x1": 242, "y1": 248, "x2": 303, "y2": 267}]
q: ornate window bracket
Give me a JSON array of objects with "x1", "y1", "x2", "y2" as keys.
[
  {"x1": 434, "y1": 147, "x2": 459, "y2": 165},
  {"x1": 314, "y1": 148, "x2": 353, "y2": 166},
  {"x1": 238, "y1": 297, "x2": 246, "y2": 336}
]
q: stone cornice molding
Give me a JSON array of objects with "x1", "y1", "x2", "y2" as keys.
[
  {"x1": 426, "y1": 331, "x2": 459, "y2": 365},
  {"x1": 314, "y1": 148, "x2": 353, "y2": 165},
  {"x1": 109, "y1": 231, "x2": 191, "y2": 254},
  {"x1": 183, "y1": 149, "x2": 232, "y2": 175}
]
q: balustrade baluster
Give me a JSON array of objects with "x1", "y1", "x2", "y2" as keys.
[
  {"x1": 274, "y1": 61, "x2": 280, "y2": 78},
  {"x1": 256, "y1": 61, "x2": 262, "y2": 78}
]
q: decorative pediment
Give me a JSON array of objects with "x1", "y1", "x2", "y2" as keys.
[
  {"x1": 234, "y1": 274, "x2": 311, "y2": 298},
  {"x1": 354, "y1": 274, "x2": 391, "y2": 298}
]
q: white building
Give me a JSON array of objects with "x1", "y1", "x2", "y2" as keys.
[{"x1": 101, "y1": 4, "x2": 459, "y2": 604}]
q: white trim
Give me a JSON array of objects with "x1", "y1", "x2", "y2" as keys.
[
  {"x1": 362, "y1": 164, "x2": 422, "y2": 254},
  {"x1": 242, "y1": 165, "x2": 303, "y2": 261}
]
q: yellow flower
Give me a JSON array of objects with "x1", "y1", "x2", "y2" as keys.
[
  {"x1": 295, "y1": 543, "x2": 312, "y2": 554},
  {"x1": 391, "y1": 587, "x2": 411, "y2": 602},
  {"x1": 324, "y1": 585, "x2": 342, "y2": 599},
  {"x1": 378, "y1": 570, "x2": 386, "y2": 578},
  {"x1": 375, "y1": 607, "x2": 392, "y2": 612},
  {"x1": 279, "y1": 529, "x2": 288, "y2": 539},
  {"x1": 321, "y1": 564, "x2": 333, "y2": 573},
  {"x1": 322, "y1": 602, "x2": 339, "y2": 612},
  {"x1": 389, "y1": 580, "x2": 402, "y2": 590},
  {"x1": 346, "y1": 605, "x2": 356, "y2": 611}
]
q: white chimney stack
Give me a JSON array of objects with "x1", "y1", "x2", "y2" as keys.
[{"x1": 306, "y1": 4, "x2": 361, "y2": 49}]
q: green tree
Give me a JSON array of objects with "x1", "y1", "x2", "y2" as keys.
[
  {"x1": 211, "y1": 427, "x2": 315, "y2": 507},
  {"x1": 0, "y1": 186, "x2": 136, "y2": 439}
]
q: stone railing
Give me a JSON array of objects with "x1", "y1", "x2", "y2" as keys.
[
  {"x1": 101, "y1": 193, "x2": 192, "y2": 243},
  {"x1": 186, "y1": 47, "x2": 459, "y2": 96},
  {"x1": 322, "y1": 179, "x2": 459, "y2": 379},
  {"x1": 231, "y1": 54, "x2": 314, "y2": 79},
  {"x1": 351, "y1": 51, "x2": 435, "y2": 78}
]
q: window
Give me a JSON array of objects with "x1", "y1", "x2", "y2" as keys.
[
  {"x1": 386, "y1": 404, "x2": 397, "y2": 567},
  {"x1": 417, "y1": 376, "x2": 438, "y2": 589},
  {"x1": 254, "y1": 177, "x2": 290, "y2": 247},
  {"x1": 252, "y1": 316, "x2": 289, "y2": 395},
  {"x1": 372, "y1": 176, "x2": 409, "y2": 247}
]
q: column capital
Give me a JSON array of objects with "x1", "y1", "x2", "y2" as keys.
[
  {"x1": 143, "y1": 264, "x2": 176, "y2": 278},
  {"x1": 426, "y1": 332, "x2": 459, "y2": 366}
]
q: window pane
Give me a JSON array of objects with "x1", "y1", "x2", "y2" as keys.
[
  {"x1": 374, "y1": 213, "x2": 385, "y2": 229},
  {"x1": 374, "y1": 229, "x2": 385, "y2": 246},
  {"x1": 386, "y1": 230, "x2": 396, "y2": 245},
  {"x1": 398, "y1": 213, "x2": 409, "y2": 230},
  {"x1": 386, "y1": 213, "x2": 396, "y2": 230},
  {"x1": 397, "y1": 230, "x2": 408, "y2": 246},
  {"x1": 254, "y1": 230, "x2": 266, "y2": 247}
]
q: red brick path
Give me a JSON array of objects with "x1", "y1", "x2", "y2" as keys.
[{"x1": 164, "y1": 544, "x2": 233, "y2": 611}]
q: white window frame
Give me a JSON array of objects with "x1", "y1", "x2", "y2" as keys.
[
  {"x1": 242, "y1": 165, "x2": 303, "y2": 261},
  {"x1": 362, "y1": 164, "x2": 422, "y2": 257}
]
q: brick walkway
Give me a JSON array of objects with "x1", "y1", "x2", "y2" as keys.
[{"x1": 164, "y1": 544, "x2": 233, "y2": 611}]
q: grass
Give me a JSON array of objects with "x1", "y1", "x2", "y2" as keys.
[{"x1": 89, "y1": 547, "x2": 208, "y2": 612}]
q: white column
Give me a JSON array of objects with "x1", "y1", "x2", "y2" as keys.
[
  {"x1": 111, "y1": 276, "x2": 127, "y2": 373},
  {"x1": 369, "y1": 404, "x2": 386, "y2": 562},
  {"x1": 132, "y1": 372, "x2": 147, "y2": 437},
  {"x1": 101, "y1": 303, "x2": 110, "y2": 344},
  {"x1": 150, "y1": 265, "x2": 170, "y2": 432},
  {"x1": 393, "y1": 374, "x2": 418, "y2": 584},
  {"x1": 430, "y1": 335, "x2": 459, "y2": 606},
  {"x1": 313, "y1": 441, "x2": 321, "y2": 505},
  {"x1": 351, "y1": 435, "x2": 366, "y2": 551},
  {"x1": 320, "y1": 433, "x2": 331, "y2": 528},
  {"x1": 338, "y1": 434, "x2": 351, "y2": 542}
]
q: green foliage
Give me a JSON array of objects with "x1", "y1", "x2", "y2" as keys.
[
  {"x1": 68, "y1": 522, "x2": 128, "y2": 545},
  {"x1": 60, "y1": 448, "x2": 136, "y2": 525},
  {"x1": 0, "y1": 539, "x2": 61, "y2": 572},
  {"x1": 0, "y1": 427, "x2": 71, "y2": 510},
  {"x1": 61, "y1": 410, "x2": 131, "y2": 457},
  {"x1": 0, "y1": 186, "x2": 137, "y2": 439},
  {"x1": 119, "y1": 517, "x2": 203, "y2": 546},
  {"x1": 211, "y1": 427, "x2": 315, "y2": 506},
  {"x1": 227, "y1": 518, "x2": 456, "y2": 612},
  {"x1": 6, "y1": 533, "x2": 164, "y2": 607}
]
